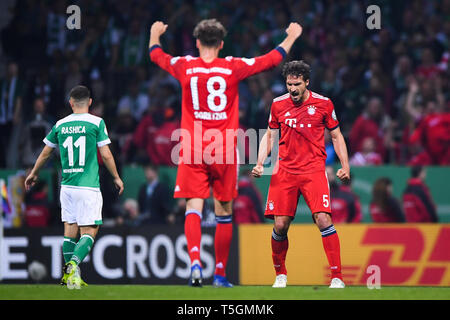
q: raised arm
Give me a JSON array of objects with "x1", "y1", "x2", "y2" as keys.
[
  {"x1": 149, "y1": 21, "x2": 168, "y2": 48},
  {"x1": 329, "y1": 127, "x2": 350, "y2": 182},
  {"x1": 252, "y1": 127, "x2": 278, "y2": 178},
  {"x1": 277, "y1": 22, "x2": 303, "y2": 55},
  {"x1": 233, "y1": 22, "x2": 303, "y2": 81}
]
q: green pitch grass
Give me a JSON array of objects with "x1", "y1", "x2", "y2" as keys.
[{"x1": 0, "y1": 285, "x2": 449, "y2": 300}]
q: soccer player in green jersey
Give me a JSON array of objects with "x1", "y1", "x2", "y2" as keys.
[{"x1": 25, "y1": 85, "x2": 124, "y2": 289}]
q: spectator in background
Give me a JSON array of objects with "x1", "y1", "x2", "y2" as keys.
[
  {"x1": 415, "y1": 47, "x2": 441, "y2": 79},
  {"x1": 326, "y1": 166, "x2": 362, "y2": 223},
  {"x1": 110, "y1": 107, "x2": 137, "y2": 165},
  {"x1": 46, "y1": 0, "x2": 67, "y2": 56},
  {"x1": 119, "y1": 19, "x2": 148, "y2": 68},
  {"x1": 370, "y1": 177, "x2": 405, "y2": 223},
  {"x1": 32, "y1": 67, "x2": 54, "y2": 108},
  {"x1": 349, "y1": 96, "x2": 392, "y2": 160},
  {"x1": 24, "y1": 180, "x2": 51, "y2": 227},
  {"x1": 0, "y1": 61, "x2": 23, "y2": 167},
  {"x1": 150, "y1": 107, "x2": 180, "y2": 166},
  {"x1": 403, "y1": 166, "x2": 438, "y2": 223},
  {"x1": 64, "y1": 60, "x2": 84, "y2": 100},
  {"x1": 133, "y1": 94, "x2": 180, "y2": 166},
  {"x1": 408, "y1": 95, "x2": 450, "y2": 166},
  {"x1": 168, "y1": 198, "x2": 187, "y2": 225},
  {"x1": 349, "y1": 137, "x2": 382, "y2": 166},
  {"x1": 167, "y1": 196, "x2": 217, "y2": 226},
  {"x1": 117, "y1": 80, "x2": 149, "y2": 122},
  {"x1": 20, "y1": 97, "x2": 54, "y2": 167},
  {"x1": 115, "y1": 198, "x2": 147, "y2": 227},
  {"x1": 137, "y1": 164, "x2": 173, "y2": 224},
  {"x1": 232, "y1": 169, "x2": 264, "y2": 224}
]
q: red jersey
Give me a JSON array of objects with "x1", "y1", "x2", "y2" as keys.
[
  {"x1": 349, "y1": 115, "x2": 385, "y2": 157},
  {"x1": 409, "y1": 112, "x2": 450, "y2": 165},
  {"x1": 150, "y1": 45, "x2": 285, "y2": 164},
  {"x1": 402, "y1": 178, "x2": 438, "y2": 222},
  {"x1": 268, "y1": 90, "x2": 339, "y2": 174}
]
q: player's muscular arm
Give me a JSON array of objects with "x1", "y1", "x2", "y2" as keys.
[
  {"x1": 277, "y1": 22, "x2": 303, "y2": 54},
  {"x1": 330, "y1": 127, "x2": 350, "y2": 182},
  {"x1": 149, "y1": 21, "x2": 168, "y2": 48},
  {"x1": 252, "y1": 127, "x2": 278, "y2": 178},
  {"x1": 99, "y1": 145, "x2": 124, "y2": 195},
  {"x1": 25, "y1": 146, "x2": 54, "y2": 190}
]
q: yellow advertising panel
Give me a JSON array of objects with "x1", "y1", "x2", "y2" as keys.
[{"x1": 239, "y1": 224, "x2": 450, "y2": 286}]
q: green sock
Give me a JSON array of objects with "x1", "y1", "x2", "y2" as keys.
[
  {"x1": 70, "y1": 234, "x2": 95, "y2": 266},
  {"x1": 63, "y1": 237, "x2": 77, "y2": 263}
]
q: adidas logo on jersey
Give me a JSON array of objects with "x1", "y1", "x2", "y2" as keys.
[
  {"x1": 174, "y1": 185, "x2": 181, "y2": 192},
  {"x1": 284, "y1": 111, "x2": 291, "y2": 117}
]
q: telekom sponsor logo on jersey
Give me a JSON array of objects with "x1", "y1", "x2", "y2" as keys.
[{"x1": 169, "y1": 121, "x2": 279, "y2": 169}]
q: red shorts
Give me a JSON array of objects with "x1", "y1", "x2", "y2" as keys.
[
  {"x1": 264, "y1": 168, "x2": 331, "y2": 219},
  {"x1": 174, "y1": 162, "x2": 238, "y2": 201}
]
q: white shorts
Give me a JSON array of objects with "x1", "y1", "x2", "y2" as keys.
[{"x1": 60, "y1": 186, "x2": 103, "y2": 226}]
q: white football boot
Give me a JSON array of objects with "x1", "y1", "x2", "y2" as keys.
[
  {"x1": 272, "y1": 274, "x2": 287, "y2": 288},
  {"x1": 329, "y1": 277, "x2": 345, "y2": 288}
]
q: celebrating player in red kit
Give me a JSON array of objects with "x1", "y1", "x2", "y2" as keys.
[
  {"x1": 149, "y1": 19, "x2": 302, "y2": 287},
  {"x1": 252, "y1": 61, "x2": 350, "y2": 289}
]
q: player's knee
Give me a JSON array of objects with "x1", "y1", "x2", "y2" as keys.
[
  {"x1": 314, "y1": 212, "x2": 332, "y2": 229},
  {"x1": 274, "y1": 219, "x2": 290, "y2": 235}
]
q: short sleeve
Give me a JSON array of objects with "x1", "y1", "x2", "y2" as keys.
[
  {"x1": 43, "y1": 126, "x2": 58, "y2": 148},
  {"x1": 149, "y1": 45, "x2": 185, "y2": 81},
  {"x1": 232, "y1": 48, "x2": 285, "y2": 81},
  {"x1": 268, "y1": 103, "x2": 279, "y2": 129},
  {"x1": 325, "y1": 100, "x2": 339, "y2": 131},
  {"x1": 97, "y1": 119, "x2": 111, "y2": 147}
]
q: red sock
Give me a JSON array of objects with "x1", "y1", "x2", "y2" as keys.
[
  {"x1": 271, "y1": 229, "x2": 289, "y2": 275},
  {"x1": 185, "y1": 211, "x2": 202, "y2": 266},
  {"x1": 320, "y1": 225, "x2": 343, "y2": 280},
  {"x1": 214, "y1": 215, "x2": 233, "y2": 277}
]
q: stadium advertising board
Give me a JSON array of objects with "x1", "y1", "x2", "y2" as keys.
[
  {"x1": 1, "y1": 226, "x2": 239, "y2": 284},
  {"x1": 239, "y1": 224, "x2": 450, "y2": 286}
]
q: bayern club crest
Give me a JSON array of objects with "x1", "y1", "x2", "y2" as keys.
[
  {"x1": 307, "y1": 105, "x2": 316, "y2": 115},
  {"x1": 267, "y1": 200, "x2": 275, "y2": 211}
]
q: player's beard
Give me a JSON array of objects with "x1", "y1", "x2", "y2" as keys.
[
  {"x1": 290, "y1": 91, "x2": 300, "y2": 101},
  {"x1": 290, "y1": 89, "x2": 304, "y2": 103}
]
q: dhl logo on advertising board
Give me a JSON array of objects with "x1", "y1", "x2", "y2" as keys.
[{"x1": 239, "y1": 224, "x2": 450, "y2": 286}]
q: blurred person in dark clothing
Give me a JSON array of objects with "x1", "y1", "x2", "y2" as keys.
[
  {"x1": 403, "y1": 166, "x2": 438, "y2": 222},
  {"x1": 20, "y1": 97, "x2": 54, "y2": 167},
  {"x1": 370, "y1": 177, "x2": 405, "y2": 223},
  {"x1": 232, "y1": 169, "x2": 264, "y2": 224},
  {"x1": 0, "y1": 62, "x2": 23, "y2": 167},
  {"x1": 115, "y1": 198, "x2": 147, "y2": 227},
  {"x1": 326, "y1": 166, "x2": 362, "y2": 224},
  {"x1": 24, "y1": 180, "x2": 51, "y2": 227},
  {"x1": 137, "y1": 163, "x2": 173, "y2": 224}
]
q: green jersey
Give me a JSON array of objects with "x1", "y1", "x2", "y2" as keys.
[{"x1": 44, "y1": 113, "x2": 111, "y2": 189}]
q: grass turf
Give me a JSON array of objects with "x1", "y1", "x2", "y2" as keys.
[{"x1": 0, "y1": 284, "x2": 449, "y2": 300}]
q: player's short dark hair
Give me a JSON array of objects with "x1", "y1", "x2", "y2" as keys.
[
  {"x1": 282, "y1": 60, "x2": 311, "y2": 81},
  {"x1": 411, "y1": 165, "x2": 424, "y2": 178},
  {"x1": 69, "y1": 85, "x2": 90, "y2": 102},
  {"x1": 193, "y1": 19, "x2": 227, "y2": 48}
]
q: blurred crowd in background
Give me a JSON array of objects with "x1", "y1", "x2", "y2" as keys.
[{"x1": 0, "y1": 0, "x2": 448, "y2": 227}]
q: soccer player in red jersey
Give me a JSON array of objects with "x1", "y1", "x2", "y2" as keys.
[
  {"x1": 149, "y1": 19, "x2": 302, "y2": 287},
  {"x1": 252, "y1": 61, "x2": 350, "y2": 289}
]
